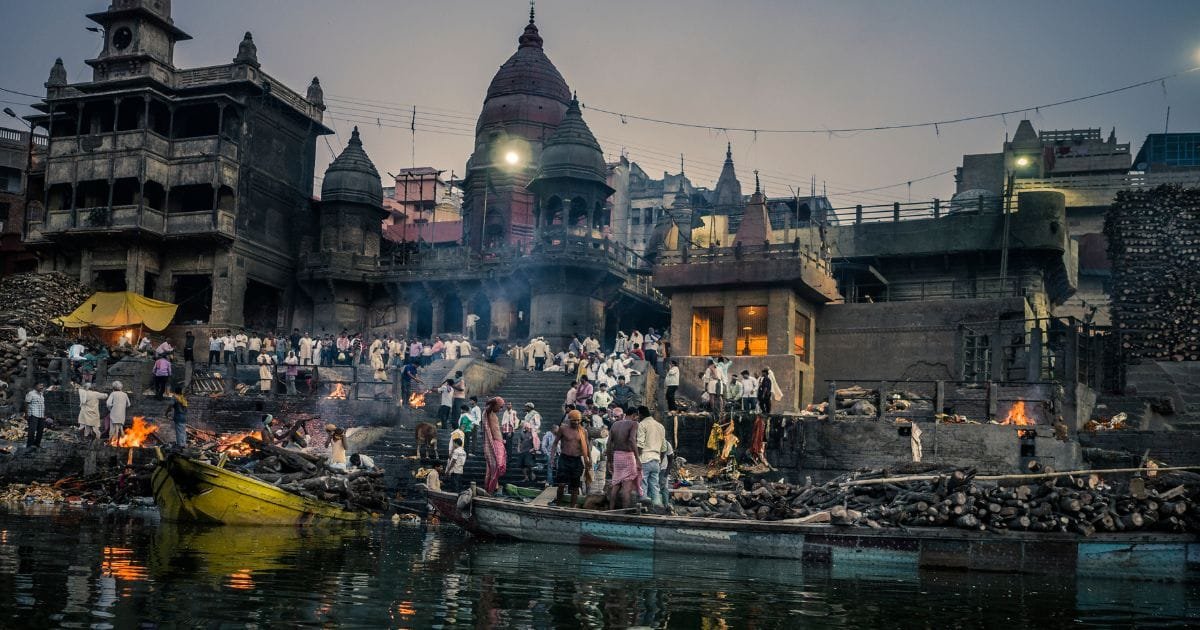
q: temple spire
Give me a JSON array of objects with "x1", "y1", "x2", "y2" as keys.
[
  {"x1": 754, "y1": 170, "x2": 761, "y2": 195},
  {"x1": 529, "y1": 0, "x2": 536, "y2": 24},
  {"x1": 725, "y1": 142, "x2": 732, "y2": 162}
]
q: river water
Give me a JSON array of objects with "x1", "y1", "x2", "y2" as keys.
[{"x1": 0, "y1": 507, "x2": 1196, "y2": 628}]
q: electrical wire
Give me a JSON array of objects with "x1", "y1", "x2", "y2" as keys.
[{"x1": 579, "y1": 66, "x2": 1200, "y2": 135}]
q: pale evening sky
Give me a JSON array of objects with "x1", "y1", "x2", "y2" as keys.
[{"x1": 2, "y1": 0, "x2": 1198, "y2": 206}]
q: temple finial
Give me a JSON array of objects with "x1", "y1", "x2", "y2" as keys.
[
  {"x1": 754, "y1": 170, "x2": 761, "y2": 194},
  {"x1": 726, "y1": 142, "x2": 732, "y2": 160},
  {"x1": 529, "y1": 0, "x2": 535, "y2": 24},
  {"x1": 680, "y1": 153, "x2": 685, "y2": 176}
]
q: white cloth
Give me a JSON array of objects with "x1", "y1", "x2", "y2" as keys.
[{"x1": 106, "y1": 390, "x2": 131, "y2": 425}]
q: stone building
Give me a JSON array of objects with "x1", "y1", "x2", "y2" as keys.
[
  {"x1": 0, "y1": 126, "x2": 42, "y2": 275},
  {"x1": 24, "y1": 0, "x2": 331, "y2": 335}
]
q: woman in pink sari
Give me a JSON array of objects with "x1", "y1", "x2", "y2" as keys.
[{"x1": 483, "y1": 396, "x2": 507, "y2": 493}]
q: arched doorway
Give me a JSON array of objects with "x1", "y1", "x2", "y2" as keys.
[
  {"x1": 412, "y1": 299, "x2": 432, "y2": 339},
  {"x1": 444, "y1": 294, "x2": 464, "y2": 336}
]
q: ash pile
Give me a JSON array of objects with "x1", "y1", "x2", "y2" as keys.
[{"x1": 672, "y1": 464, "x2": 1200, "y2": 535}]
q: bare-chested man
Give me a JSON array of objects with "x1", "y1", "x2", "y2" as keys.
[
  {"x1": 555, "y1": 410, "x2": 590, "y2": 507},
  {"x1": 606, "y1": 405, "x2": 642, "y2": 510}
]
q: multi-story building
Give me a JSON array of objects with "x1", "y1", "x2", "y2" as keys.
[
  {"x1": 0, "y1": 126, "x2": 42, "y2": 275},
  {"x1": 24, "y1": 0, "x2": 331, "y2": 332}
]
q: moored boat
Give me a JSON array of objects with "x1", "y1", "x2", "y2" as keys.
[
  {"x1": 425, "y1": 487, "x2": 1200, "y2": 582},
  {"x1": 152, "y1": 453, "x2": 370, "y2": 525}
]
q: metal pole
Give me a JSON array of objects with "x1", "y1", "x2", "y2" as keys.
[
  {"x1": 1000, "y1": 171, "x2": 1014, "y2": 283},
  {"x1": 480, "y1": 169, "x2": 489, "y2": 252}
]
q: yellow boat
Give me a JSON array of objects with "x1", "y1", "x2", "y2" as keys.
[{"x1": 151, "y1": 453, "x2": 371, "y2": 525}]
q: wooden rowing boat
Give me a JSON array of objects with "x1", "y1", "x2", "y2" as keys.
[
  {"x1": 151, "y1": 454, "x2": 370, "y2": 525},
  {"x1": 425, "y1": 487, "x2": 1200, "y2": 581}
]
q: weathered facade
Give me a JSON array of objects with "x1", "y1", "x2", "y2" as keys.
[{"x1": 25, "y1": 0, "x2": 330, "y2": 336}]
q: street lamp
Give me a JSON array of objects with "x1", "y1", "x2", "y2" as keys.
[{"x1": 478, "y1": 143, "x2": 525, "y2": 250}]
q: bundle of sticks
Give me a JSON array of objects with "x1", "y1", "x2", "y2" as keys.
[
  {"x1": 671, "y1": 465, "x2": 1200, "y2": 535},
  {"x1": 187, "y1": 434, "x2": 388, "y2": 513}
]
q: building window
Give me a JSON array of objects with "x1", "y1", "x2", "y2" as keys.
[
  {"x1": 737, "y1": 305, "x2": 768, "y2": 356},
  {"x1": 794, "y1": 311, "x2": 810, "y2": 362},
  {"x1": 691, "y1": 307, "x2": 723, "y2": 356},
  {"x1": 631, "y1": 213, "x2": 640, "y2": 226}
]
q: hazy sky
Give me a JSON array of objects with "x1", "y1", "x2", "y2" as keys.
[{"x1": 3, "y1": 0, "x2": 1199, "y2": 206}]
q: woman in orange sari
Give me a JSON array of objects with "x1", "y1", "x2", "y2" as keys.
[{"x1": 483, "y1": 396, "x2": 507, "y2": 494}]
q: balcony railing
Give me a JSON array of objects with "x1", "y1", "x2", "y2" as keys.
[
  {"x1": 35, "y1": 206, "x2": 234, "y2": 240},
  {"x1": 842, "y1": 275, "x2": 1043, "y2": 303}
]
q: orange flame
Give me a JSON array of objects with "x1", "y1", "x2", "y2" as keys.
[
  {"x1": 999, "y1": 401, "x2": 1036, "y2": 426},
  {"x1": 1000, "y1": 401, "x2": 1037, "y2": 438},
  {"x1": 327, "y1": 383, "x2": 348, "y2": 400},
  {"x1": 215, "y1": 431, "x2": 256, "y2": 457},
  {"x1": 408, "y1": 392, "x2": 426, "y2": 408},
  {"x1": 114, "y1": 416, "x2": 158, "y2": 447}
]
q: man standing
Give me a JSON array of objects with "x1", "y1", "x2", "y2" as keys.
[
  {"x1": 336, "y1": 332, "x2": 351, "y2": 365},
  {"x1": 153, "y1": 354, "x2": 172, "y2": 399},
  {"x1": 437, "y1": 378, "x2": 455, "y2": 427},
  {"x1": 740, "y1": 370, "x2": 759, "y2": 412},
  {"x1": 24, "y1": 382, "x2": 46, "y2": 451},
  {"x1": 183, "y1": 331, "x2": 196, "y2": 364},
  {"x1": 522, "y1": 402, "x2": 542, "y2": 435},
  {"x1": 106, "y1": 381, "x2": 131, "y2": 441},
  {"x1": 447, "y1": 438, "x2": 467, "y2": 492},
  {"x1": 644, "y1": 328, "x2": 662, "y2": 372},
  {"x1": 298, "y1": 333, "x2": 314, "y2": 366},
  {"x1": 636, "y1": 405, "x2": 667, "y2": 507},
  {"x1": 514, "y1": 421, "x2": 539, "y2": 483},
  {"x1": 208, "y1": 333, "x2": 222, "y2": 366},
  {"x1": 247, "y1": 332, "x2": 261, "y2": 365},
  {"x1": 465, "y1": 313, "x2": 479, "y2": 341},
  {"x1": 400, "y1": 360, "x2": 422, "y2": 406},
  {"x1": 167, "y1": 387, "x2": 188, "y2": 447},
  {"x1": 451, "y1": 372, "x2": 467, "y2": 424},
  {"x1": 555, "y1": 410, "x2": 590, "y2": 508},
  {"x1": 76, "y1": 383, "x2": 107, "y2": 441},
  {"x1": 468, "y1": 397, "x2": 483, "y2": 433},
  {"x1": 532, "y1": 337, "x2": 548, "y2": 371},
  {"x1": 234, "y1": 330, "x2": 249, "y2": 365},
  {"x1": 664, "y1": 360, "x2": 680, "y2": 412},
  {"x1": 221, "y1": 330, "x2": 236, "y2": 366},
  {"x1": 606, "y1": 406, "x2": 642, "y2": 510},
  {"x1": 592, "y1": 383, "x2": 613, "y2": 412}
]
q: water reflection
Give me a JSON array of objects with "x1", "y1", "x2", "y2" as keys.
[{"x1": 0, "y1": 507, "x2": 1197, "y2": 628}]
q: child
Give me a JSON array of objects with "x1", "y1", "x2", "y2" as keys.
[
  {"x1": 458, "y1": 404, "x2": 476, "y2": 452},
  {"x1": 447, "y1": 438, "x2": 467, "y2": 492}
]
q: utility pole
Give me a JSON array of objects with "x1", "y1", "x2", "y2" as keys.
[{"x1": 999, "y1": 170, "x2": 1015, "y2": 284}]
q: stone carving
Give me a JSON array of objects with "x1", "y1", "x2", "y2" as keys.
[{"x1": 233, "y1": 32, "x2": 259, "y2": 67}]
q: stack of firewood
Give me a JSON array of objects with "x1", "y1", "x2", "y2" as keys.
[
  {"x1": 671, "y1": 466, "x2": 1200, "y2": 535},
  {"x1": 0, "y1": 272, "x2": 93, "y2": 336},
  {"x1": 1106, "y1": 185, "x2": 1200, "y2": 361},
  {"x1": 187, "y1": 435, "x2": 388, "y2": 513}
]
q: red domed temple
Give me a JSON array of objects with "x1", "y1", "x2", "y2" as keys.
[{"x1": 361, "y1": 9, "x2": 668, "y2": 346}]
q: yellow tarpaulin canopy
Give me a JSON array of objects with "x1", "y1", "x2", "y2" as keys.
[{"x1": 53, "y1": 291, "x2": 178, "y2": 331}]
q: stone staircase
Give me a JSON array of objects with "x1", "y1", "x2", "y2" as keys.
[{"x1": 357, "y1": 365, "x2": 577, "y2": 498}]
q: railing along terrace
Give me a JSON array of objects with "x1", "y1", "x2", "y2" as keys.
[
  {"x1": 958, "y1": 316, "x2": 1106, "y2": 388},
  {"x1": 0, "y1": 128, "x2": 47, "y2": 146},
  {"x1": 828, "y1": 197, "x2": 1005, "y2": 225},
  {"x1": 844, "y1": 275, "x2": 1042, "y2": 303},
  {"x1": 657, "y1": 241, "x2": 832, "y2": 274}
]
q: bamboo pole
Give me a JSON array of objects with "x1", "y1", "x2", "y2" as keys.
[{"x1": 841, "y1": 466, "x2": 1200, "y2": 487}]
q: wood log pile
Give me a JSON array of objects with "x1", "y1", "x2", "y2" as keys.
[
  {"x1": 0, "y1": 272, "x2": 93, "y2": 336},
  {"x1": 1106, "y1": 185, "x2": 1200, "y2": 361},
  {"x1": 671, "y1": 466, "x2": 1200, "y2": 535},
  {"x1": 186, "y1": 434, "x2": 389, "y2": 513}
]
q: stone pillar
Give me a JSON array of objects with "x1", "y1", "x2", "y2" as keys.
[
  {"x1": 431, "y1": 299, "x2": 444, "y2": 337},
  {"x1": 79, "y1": 249, "x2": 93, "y2": 286},
  {"x1": 489, "y1": 296, "x2": 514, "y2": 340},
  {"x1": 124, "y1": 247, "x2": 144, "y2": 295},
  {"x1": 530, "y1": 291, "x2": 605, "y2": 350}
]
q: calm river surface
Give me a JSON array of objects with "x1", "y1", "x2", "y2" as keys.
[{"x1": 0, "y1": 507, "x2": 1197, "y2": 628}]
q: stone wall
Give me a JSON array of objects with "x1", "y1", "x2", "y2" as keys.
[
  {"x1": 815, "y1": 297, "x2": 1029, "y2": 386},
  {"x1": 668, "y1": 415, "x2": 1080, "y2": 480}
]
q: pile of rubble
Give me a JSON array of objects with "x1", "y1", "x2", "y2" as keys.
[{"x1": 671, "y1": 465, "x2": 1200, "y2": 535}]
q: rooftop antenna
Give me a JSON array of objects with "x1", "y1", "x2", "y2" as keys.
[{"x1": 1165, "y1": 106, "x2": 1171, "y2": 134}]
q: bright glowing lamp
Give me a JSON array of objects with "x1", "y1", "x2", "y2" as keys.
[
  {"x1": 504, "y1": 151, "x2": 520, "y2": 166},
  {"x1": 1015, "y1": 156, "x2": 1030, "y2": 167}
]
